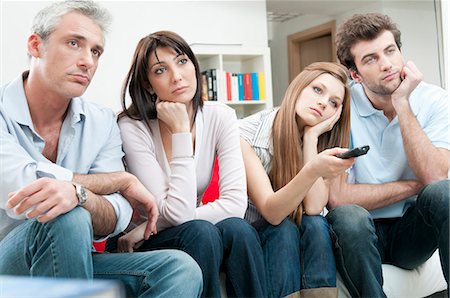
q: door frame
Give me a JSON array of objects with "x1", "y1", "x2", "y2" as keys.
[{"x1": 287, "y1": 20, "x2": 337, "y2": 82}]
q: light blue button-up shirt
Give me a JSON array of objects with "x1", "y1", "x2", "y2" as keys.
[
  {"x1": 0, "y1": 72, "x2": 132, "y2": 241},
  {"x1": 348, "y1": 81, "x2": 449, "y2": 219}
]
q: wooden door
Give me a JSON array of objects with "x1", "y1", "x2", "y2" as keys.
[{"x1": 288, "y1": 21, "x2": 336, "y2": 82}]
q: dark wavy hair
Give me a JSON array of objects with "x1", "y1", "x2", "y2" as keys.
[
  {"x1": 119, "y1": 31, "x2": 203, "y2": 124},
  {"x1": 336, "y1": 13, "x2": 402, "y2": 71}
]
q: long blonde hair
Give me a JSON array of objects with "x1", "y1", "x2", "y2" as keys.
[{"x1": 270, "y1": 62, "x2": 351, "y2": 225}]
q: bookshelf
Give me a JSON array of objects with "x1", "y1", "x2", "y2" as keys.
[{"x1": 192, "y1": 46, "x2": 273, "y2": 118}]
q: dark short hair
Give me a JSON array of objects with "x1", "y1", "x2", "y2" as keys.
[
  {"x1": 336, "y1": 13, "x2": 402, "y2": 71},
  {"x1": 120, "y1": 31, "x2": 203, "y2": 124}
]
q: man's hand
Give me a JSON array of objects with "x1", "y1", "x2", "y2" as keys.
[
  {"x1": 392, "y1": 61, "x2": 423, "y2": 107},
  {"x1": 120, "y1": 176, "x2": 159, "y2": 240},
  {"x1": 6, "y1": 177, "x2": 78, "y2": 223}
]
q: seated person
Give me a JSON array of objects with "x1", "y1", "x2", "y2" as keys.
[
  {"x1": 240, "y1": 62, "x2": 355, "y2": 297},
  {"x1": 0, "y1": 1, "x2": 202, "y2": 297},
  {"x1": 327, "y1": 13, "x2": 449, "y2": 297},
  {"x1": 111, "y1": 31, "x2": 266, "y2": 297}
]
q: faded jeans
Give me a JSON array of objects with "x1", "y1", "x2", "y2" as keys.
[
  {"x1": 0, "y1": 207, "x2": 203, "y2": 297},
  {"x1": 327, "y1": 180, "x2": 449, "y2": 297}
]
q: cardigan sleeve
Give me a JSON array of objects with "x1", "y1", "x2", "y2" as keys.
[
  {"x1": 119, "y1": 117, "x2": 197, "y2": 230},
  {"x1": 195, "y1": 106, "x2": 247, "y2": 222}
]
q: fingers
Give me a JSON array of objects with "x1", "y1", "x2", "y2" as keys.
[{"x1": 6, "y1": 178, "x2": 47, "y2": 208}]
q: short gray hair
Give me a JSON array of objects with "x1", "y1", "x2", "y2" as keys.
[{"x1": 32, "y1": 0, "x2": 112, "y2": 41}]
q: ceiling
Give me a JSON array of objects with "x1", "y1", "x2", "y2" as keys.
[{"x1": 266, "y1": 0, "x2": 378, "y2": 22}]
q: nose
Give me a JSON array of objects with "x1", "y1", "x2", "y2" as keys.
[
  {"x1": 317, "y1": 97, "x2": 327, "y2": 109},
  {"x1": 379, "y1": 54, "x2": 393, "y2": 71},
  {"x1": 172, "y1": 69, "x2": 182, "y2": 83},
  {"x1": 77, "y1": 49, "x2": 95, "y2": 70}
]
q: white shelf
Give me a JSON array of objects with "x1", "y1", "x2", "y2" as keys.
[{"x1": 192, "y1": 45, "x2": 273, "y2": 118}]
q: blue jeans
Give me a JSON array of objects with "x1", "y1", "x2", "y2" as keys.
[
  {"x1": 299, "y1": 215, "x2": 337, "y2": 289},
  {"x1": 326, "y1": 180, "x2": 449, "y2": 297},
  {"x1": 0, "y1": 207, "x2": 203, "y2": 298},
  {"x1": 109, "y1": 218, "x2": 267, "y2": 298},
  {"x1": 252, "y1": 215, "x2": 336, "y2": 297},
  {"x1": 252, "y1": 217, "x2": 301, "y2": 297}
]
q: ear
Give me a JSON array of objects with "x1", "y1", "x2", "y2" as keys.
[
  {"x1": 27, "y1": 34, "x2": 43, "y2": 58},
  {"x1": 350, "y1": 69, "x2": 363, "y2": 83}
]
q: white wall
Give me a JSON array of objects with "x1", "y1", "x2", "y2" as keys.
[
  {"x1": 0, "y1": 0, "x2": 268, "y2": 112},
  {"x1": 269, "y1": 0, "x2": 445, "y2": 106}
]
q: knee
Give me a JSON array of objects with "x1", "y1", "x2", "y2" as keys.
[
  {"x1": 326, "y1": 205, "x2": 375, "y2": 237},
  {"x1": 41, "y1": 207, "x2": 93, "y2": 245},
  {"x1": 217, "y1": 217, "x2": 259, "y2": 242},
  {"x1": 182, "y1": 220, "x2": 221, "y2": 244},
  {"x1": 300, "y1": 215, "x2": 331, "y2": 245},
  {"x1": 419, "y1": 180, "x2": 449, "y2": 209},
  {"x1": 261, "y1": 218, "x2": 300, "y2": 246}
]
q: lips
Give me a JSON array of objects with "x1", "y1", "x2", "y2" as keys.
[
  {"x1": 382, "y1": 72, "x2": 399, "y2": 81},
  {"x1": 172, "y1": 86, "x2": 188, "y2": 94},
  {"x1": 310, "y1": 107, "x2": 322, "y2": 117},
  {"x1": 71, "y1": 74, "x2": 90, "y2": 85}
]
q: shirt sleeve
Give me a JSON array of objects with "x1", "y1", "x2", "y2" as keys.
[
  {"x1": 90, "y1": 117, "x2": 132, "y2": 237},
  {"x1": 195, "y1": 107, "x2": 247, "y2": 222},
  {"x1": 0, "y1": 112, "x2": 73, "y2": 219},
  {"x1": 119, "y1": 118, "x2": 197, "y2": 229},
  {"x1": 422, "y1": 91, "x2": 450, "y2": 150}
]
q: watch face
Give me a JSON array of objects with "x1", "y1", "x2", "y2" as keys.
[
  {"x1": 79, "y1": 186, "x2": 88, "y2": 203},
  {"x1": 74, "y1": 183, "x2": 88, "y2": 205}
]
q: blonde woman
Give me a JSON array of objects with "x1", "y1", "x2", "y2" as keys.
[{"x1": 240, "y1": 62, "x2": 355, "y2": 297}]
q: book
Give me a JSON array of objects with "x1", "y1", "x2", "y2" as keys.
[
  {"x1": 225, "y1": 72, "x2": 232, "y2": 101},
  {"x1": 258, "y1": 72, "x2": 266, "y2": 100},
  {"x1": 251, "y1": 72, "x2": 259, "y2": 100},
  {"x1": 243, "y1": 73, "x2": 252, "y2": 100},
  {"x1": 237, "y1": 73, "x2": 244, "y2": 101}
]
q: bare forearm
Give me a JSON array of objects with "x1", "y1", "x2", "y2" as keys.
[
  {"x1": 82, "y1": 190, "x2": 117, "y2": 236},
  {"x1": 263, "y1": 163, "x2": 319, "y2": 224},
  {"x1": 302, "y1": 134, "x2": 328, "y2": 214},
  {"x1": 396, "y1": 101, "x2": 449, "y2": 183},
  {"x1": 73, "y1": 172, "x2": 134, "y2": 195},
  {"x1": 329, "y1": 176, "x2": 422, "y2": 210}
]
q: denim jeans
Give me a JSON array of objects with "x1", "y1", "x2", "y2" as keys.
[
  {"x1": 0, "y1": 207, "x2": 203, "y2": 298},
  {"x1": 109, "y1": 218, "x2": 267, "y2": 298},
  {"x1": 299, "y1": 215, "x2": 337, "y2": 289},
  {"x1": 326, "y1": 180, "x2": 449, "y2": 297},
  {"x1": 252, "y1": 217, "x2": 301, "y2": 297}
]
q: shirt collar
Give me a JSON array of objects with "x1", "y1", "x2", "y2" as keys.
[
  {"x1": 350, "y1": 81, "x2": 379, "y2": 117},
  {"x1": 350, "y1": 81, "x2": 420, "y2": 118},
  {"x1": 2, "y1": 71, "x2": 86, "y2": 128}
]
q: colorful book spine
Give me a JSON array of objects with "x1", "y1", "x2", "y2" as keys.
[
  {"x1": 251, "y1": 72, "x2": 259, "y2": 100},
  {"x1": 237, "y1": 73, "x2": 244, "y2": 101},
  {"x1": 258, "y1": 72, "x2": 265, "y2": 100},
  {"x1": 243, "y1": 73, "x2": 252, "y2": 100}
]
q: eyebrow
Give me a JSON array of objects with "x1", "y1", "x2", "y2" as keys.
[
  {"x1": 360, "y1": 43, "x2": 396, "y2": 62},
  {"x1": 150, "y1": 52, "x2": 185, "y2": 69},
  {"x1": 70, "y1": 34, "x2": 104, "y2": 54}
]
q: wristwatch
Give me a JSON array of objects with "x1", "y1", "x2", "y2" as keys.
[{"x1": 72, "y1": 182, "x2": 88, "y2": 206}]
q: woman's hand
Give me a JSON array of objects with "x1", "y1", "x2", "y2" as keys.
[
  {"x1": 304, "y1": 106, "x2": 342, "y2": 139},
  {"x1": 117, "y1": 223, "x2": 147, "y2": 253},
  {"x1": 308, "y1": 147, "x2": 356, "y2": 180},
  {"x1": 156, "y1": 99, "x2": 190, "y2": 133}
]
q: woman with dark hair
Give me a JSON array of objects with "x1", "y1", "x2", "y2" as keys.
[
  {"x1": 114, "y1": 31, "x2": 266, "y2": 297},
  {"x1": 240, "y1": 62, "x2": 355, "y2": 297}
]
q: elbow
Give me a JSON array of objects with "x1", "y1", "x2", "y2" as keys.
[{"x1": 420, "y1": 172, "x2": 449, "y2": 186}]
